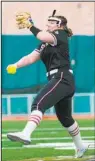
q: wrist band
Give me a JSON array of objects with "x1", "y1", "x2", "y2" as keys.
[{"x1": 30, "y1": 26, "x2": 41, "y2": 36}]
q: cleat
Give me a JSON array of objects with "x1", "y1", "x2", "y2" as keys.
[
  {"x1": 75, "y1": 145, "x2": 89, "y2": 158},
  {"x1": 7, "y1": 132, "x2": 31, "y2": 145}
]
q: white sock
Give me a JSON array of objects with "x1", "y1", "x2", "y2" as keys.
[
  {"x1": 22, "y1": 110, "x2": 43, "y2": 138},
  {"x1": 66, "y1": 121, "x2": 84, "y2": 150}
]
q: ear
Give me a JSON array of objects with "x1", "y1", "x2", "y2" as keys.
[{"x1": 57, "y1": 24, "x2": 61, "y2": 28}]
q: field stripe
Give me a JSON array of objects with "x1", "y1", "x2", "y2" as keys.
[
  {"x1": 2, "y1": 136, "x2": 95, "y2": 141},
  {"x1": 2, "y1": 155, "x2": 94, "y2": 161},
  {"x1": 2, "y1": 127, "x2": 95, "y2": 133},
  {"x1": 23, "y1": 141, "x2": 94, "y2": 149},
  {"x1": 2, "y1": 140, "x2": 95, "y2": 150}
]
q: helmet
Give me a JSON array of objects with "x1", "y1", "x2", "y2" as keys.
[{"x1": 48, "y1": 10, "x2": 67, "y2": 27}]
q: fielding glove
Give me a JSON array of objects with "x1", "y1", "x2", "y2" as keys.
[{"x1": 16, "y1": 12, "x2": 33, "y2": 29}]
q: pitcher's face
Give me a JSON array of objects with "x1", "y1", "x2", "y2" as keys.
[{"x1": 46, "y1": 21, "x2": 59, "y2": 32}]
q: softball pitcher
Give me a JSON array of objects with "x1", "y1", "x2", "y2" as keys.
[{"x1": 6, "y1": 10, "x2": 89, "y2": 158}]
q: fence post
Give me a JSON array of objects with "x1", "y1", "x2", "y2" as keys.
[{"x1": 7, "y1": 95, "x2": 11, "y2": 116}]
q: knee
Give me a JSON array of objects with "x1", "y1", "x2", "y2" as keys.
[
  {"x1": 31, "y1": 104, "x2": 37, "y2": 111},
  {"x1": 61, "y1": 117, "x2": 75, "y2": 128},
  {"x1": 31, "y1": 103, "x2": 45, "y2": 114}
]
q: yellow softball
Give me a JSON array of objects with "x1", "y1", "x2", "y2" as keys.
[{"x1": 7, "y1": 65, "x2": 17, "y2": 74}]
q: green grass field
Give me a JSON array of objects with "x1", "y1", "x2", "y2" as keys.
[{"x1": 2, "y1": 119, "x2": 95, "y2": 161}]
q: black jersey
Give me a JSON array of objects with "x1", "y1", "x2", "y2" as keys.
[{"x1": 35, "y1": 29, "x2": 71, "y2": 72}]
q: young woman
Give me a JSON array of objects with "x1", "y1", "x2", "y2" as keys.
[{"x1": 7, "y1": 11, "x2": 88, "y2": 158}]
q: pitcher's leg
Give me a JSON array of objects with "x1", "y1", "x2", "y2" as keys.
[
  {"x1": 55, "y1": 98, "x2": 74, "y2": 127},
  {"x1": 55, "y1": 98, "x2": 87, "y2": 158},
  {"x1": 22, "y1": 78, "x2": 63, "y2": 143},
  {"x1": 7, "y1": 73, "x2": 65, "y2": 144}
]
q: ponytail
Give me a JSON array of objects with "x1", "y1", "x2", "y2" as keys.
[
  {"x1": 64, "y1": 26, "x2": 73, "y2": 37},
  {"x1": 54, "y1": 15, "x2": 73, "y2": 37}
]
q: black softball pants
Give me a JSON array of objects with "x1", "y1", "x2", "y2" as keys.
[{"x1": 31, "y1": 69, "x2": 75, "y2": 127}]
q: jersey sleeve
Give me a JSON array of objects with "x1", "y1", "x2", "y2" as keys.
[
  {"x1": 34, "y1": 43, "x2": 43, "y2": 53},
  {"x1": 49, "y1": 30, "x2": 68, "y2": 46}
]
